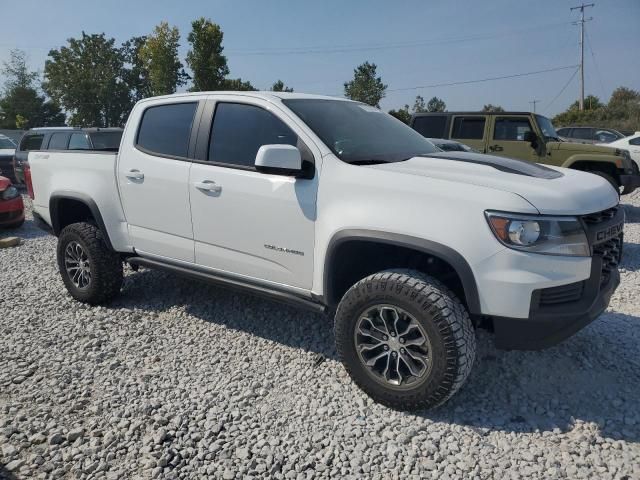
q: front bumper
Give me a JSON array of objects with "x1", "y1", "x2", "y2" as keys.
[
  {"x1": 489, "y1": 205, "x2": 624, "y2": 350},
  {"x1": 620, "y1": 173, "x2": 640, "y2": 194},
  {"x1": 492, "y1": 258, "x2": 619, "y2": 350}
]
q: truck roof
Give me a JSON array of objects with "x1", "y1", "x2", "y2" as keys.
[
  {"x1": 135, "y1": 91, "x2": 353, "y2": 105},
  {"x1": 29, "y1": 127, "x2": 123, "y2": 132},
  {"x1": 412, "y1": 111, "x2": 536, "y2": 117}
]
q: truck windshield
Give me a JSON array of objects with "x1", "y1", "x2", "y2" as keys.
[
  {"x1": 535, "y1": 115, "x2": 561, "y2": 141},
  {"x1": 283, "y1": 99, "x2": 439, "y2": 163},
  {"x1": 88, "y1": 131, "x2": 122, "y2": 150}
]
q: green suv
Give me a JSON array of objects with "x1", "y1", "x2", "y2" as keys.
[{"x1": 410, "y1": 112, "x2": 640, "y2": 195}]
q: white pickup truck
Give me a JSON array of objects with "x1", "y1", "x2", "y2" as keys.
[{"x1": 28, "y1": 92, "x2": 624, "y2": 410}]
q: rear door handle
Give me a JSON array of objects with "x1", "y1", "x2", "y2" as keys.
[
  {"x1": 488, "y1": 145, "x2": 503, "y2": 152},
  {"x1": 194, "y1": 180, "x2": 222, "y2": 194},
  {"x1": 125, "y1": 169, "x2": 144, "y2": 180}
]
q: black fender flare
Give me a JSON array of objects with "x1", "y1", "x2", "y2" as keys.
[
  {"x1": 49, "y1": 192, "x2": 114, "y2": 251},
  {"x1": 323, "y1": 229, "x2": 481, "y2": 314}
]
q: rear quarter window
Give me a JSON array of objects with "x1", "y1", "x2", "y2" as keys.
[{"x1": 20, "y1": 134, "x2": 45, "y2": 151}]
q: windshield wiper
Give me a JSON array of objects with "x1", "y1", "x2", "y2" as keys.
[{"x1": 347, "y1": 159, "x2": 390, "y2": 165}]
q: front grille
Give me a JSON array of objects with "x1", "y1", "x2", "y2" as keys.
[
  {"x1": 539, "y1": 281, "x2": 584, "y2": 305},
  {"x1": 593, "y1": 234, "x2": 623, "y2": 285},
  {"x1": 582, "y1": 206, "x2": 619, "y2": 225}
]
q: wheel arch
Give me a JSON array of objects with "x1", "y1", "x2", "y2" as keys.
[
  {"x1": 49, "y1": 192, "x2": 114, "y2": 251},
  {"x1": 323, "y1": 229, "x2": 481, "y2": 315}
]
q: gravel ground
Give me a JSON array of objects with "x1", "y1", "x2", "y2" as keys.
[{"x1": 1, "y1": 194, "x2": 639, "y2": 480}]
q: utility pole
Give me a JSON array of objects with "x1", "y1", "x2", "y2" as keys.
[
  {"x1": 529, "y1": 99, "x2": 540, "y2": 113},
  {"x1": 571, "y1": 3, "x2": 594, "y2": 111}
]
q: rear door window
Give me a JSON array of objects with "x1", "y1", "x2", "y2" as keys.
[
  {"x1": 20, "y1": 134, "x2": 44, "y2": 151},
  {"x1": 412, "y1": 116, "x2": 447, "y2": 138},
  {"x1": 572, "y1": 128, "x2": 593, "y2": 140},
  {"x1": 136, "y1": 102, "x2": 198, "y2": 158},
  {"x1": 48, "y1": 132, "x2": 70, "y2": 150},
  {"x1": 451, "y1": 116, "x2": 486, "y2": 140},
  {"x1": 69, "y1": 133, "x2": 91, "y2": 150}
]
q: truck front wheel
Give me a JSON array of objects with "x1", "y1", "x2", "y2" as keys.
[
  {"x1": 334, "y1": 269, "x2": 476, "y2": 410},
  {"x1": 56, "y1": 222, "x2": 123, "y2": 305}
]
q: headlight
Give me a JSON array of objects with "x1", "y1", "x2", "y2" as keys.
[
  {"x1": 485, "y1": 211, "x2": 589, "y2": 256},
  {"x1": 1, "y1": 186, "x2": 19, "y2": 200}
]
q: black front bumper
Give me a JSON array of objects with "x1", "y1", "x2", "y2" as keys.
[
  {"x1": 493, "y1": 205, "x2": 624, "y2": 350},
  {"x1": 620, "y1": 173, "x2": 640, "y2": 194}
]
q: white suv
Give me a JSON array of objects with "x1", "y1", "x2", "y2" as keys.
[{"x1": 29, "y1": 92, "x2": 624, "y2": 409}]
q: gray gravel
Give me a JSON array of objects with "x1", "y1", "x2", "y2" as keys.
[{"x1": 1, "y1": 193, "x2": 639, "y2": 479}]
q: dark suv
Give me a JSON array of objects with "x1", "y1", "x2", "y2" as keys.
[
  {"x1": 13, "y1": 127, "x2": 123, "y2": 184},
  {"x1": 556, "y1": 126, "x2": 625, "y2": 144}
]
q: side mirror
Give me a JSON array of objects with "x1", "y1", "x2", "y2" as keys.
[
  {"x1": 523, "y1": 130, "x2": 538, "y2": 146},
  {"x1": 255, "y1": 144, "x2": 302, "y2": 176}
]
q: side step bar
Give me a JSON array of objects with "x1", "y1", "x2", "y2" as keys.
[{"x1": 126, "y1": 256, "x2": 327, "y2": 314}]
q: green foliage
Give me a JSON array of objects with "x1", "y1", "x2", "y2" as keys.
[
  {"x1": 482, "y1": 104, "x2": 504, "y2": 112},
  {"x1": 413, "y1": 95, "x2": 426, "y2": 113},
  {"x1": 569, "y1": 95, "x2": 603, "y2": 111},
  {"x1": 186, "y1": 18, "x2": 229, "y2": 92},
  {"x1": 344, "y1": 62, "x2": 387, "y2": 107},
  {"x1": 388, "y1": 104, "x2": 411, "y2": 124},
  {"x1": 223, "y1": 78, "x2": 257, "y2": 91},
  {"x1": 121, "y1": 36, "x2": 152, "y2": 101},
  {"x1": 0, "y1": 49, "x2": 65, "y2": 129},
  {"x1": 553, "y1": 87, "x2": 640, "y2": 132},
  {"x1": 271, "y1": 80, "x2": 293, "y2": 92},
  {"x1": 426, "y1": 96, "x2": 446, "y2": 112},
  {"x1": 139, "y1": 22, "x2": 188, "y2": 96},
  {"x1": 44, "y1": 33, "x2": 132, "y2": 127}
]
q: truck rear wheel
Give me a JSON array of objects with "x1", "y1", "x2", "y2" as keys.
[
  {"x1": 56, "y1": 222, "x2": 123, "y2": 305},
  {"x1": 334, "y1": 269, "x2": 476, "y2": 410}
]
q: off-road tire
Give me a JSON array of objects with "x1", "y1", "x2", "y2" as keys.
[
  {"x1": 56, "y1": 222, "x2": 123, "y2": 304},
  {"x1": 334, "y1": 269, "x2": 476, "y2": 410}
]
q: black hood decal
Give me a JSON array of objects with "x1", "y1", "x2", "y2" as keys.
[{"x1": 419, "y1": 152, "x2": 563, "y2": 179}]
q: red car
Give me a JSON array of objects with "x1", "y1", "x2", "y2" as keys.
[{"x1": 0, "y1": 175, "x2": 24, "y2": 229}]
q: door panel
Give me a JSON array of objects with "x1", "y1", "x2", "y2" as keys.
[
  {"x1": 488, "y1": 116, "x2": 539, "y2": 163},
  {"x1": 189, "y1": 98, "x2": 317, "y2": 289},
  {"x1": 117, "y1": 101, "x2": 200, "y2": 262},
  {"x1": 449, "y1": 116, "x2": 487, "y2": 152},
  {"x1": 190, "y1": 164, "x2": 316, "y2": 288}
]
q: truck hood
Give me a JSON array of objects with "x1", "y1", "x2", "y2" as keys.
[
  {"x1": 549, "y1": 141, "x2": 617, "y2": 155},
  {"x1": 366, "y1": 152, "x2": 618, "y2": 215}
]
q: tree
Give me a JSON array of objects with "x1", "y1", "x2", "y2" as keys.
[
  {"x1": 344, "y1": 61, "x2": 387, "y2": 107},
  {"x1": 569, "y1": 94, "x2": 602, "y2": 111},
  {"x1": 186, "y1": 18, "x2": 229, "y2": 92},
  {"x1": 426, "y1": 96, "x2": 446, "y2": 112},
  {"x1": 412, "y1": 95, "x2": 426, "y2": 113},
  {"x1": 44, "y1": 33, "x2": 132, "y2": 127},
  {"x1": 223, "y1": 78, "x2": 256, "y2": 91},
  {"x1": 271, "y1": 80, "x2": 293, "y2": 92},
  {"x1": 608, "y1": 86, "x2": 639, "y2": 109},
  {"x1": 0, "y1": 49, "x2": 64, "y2": 129},
  {"x1": 121, "y1": 36, "x2": 152, "y2": 101},
  {"x1": 139, "y1": 22, "x2": 188, "y2": 96},
  {"x1": 388, "y1": 104, "x2": 411, "y2": 124},
  {"x1": 482, "y1": 104, "x2": 504, "y2": 112}
]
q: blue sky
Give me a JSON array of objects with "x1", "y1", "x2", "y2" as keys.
[{"x1": 1, "y1": 0, "x2": 638, "y2": 117}]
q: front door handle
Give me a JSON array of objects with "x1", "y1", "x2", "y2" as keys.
[
  {"x1": 488, "y1": 145, "x2": 504, "y2": 152},
  {"x1": 194, "y1": 180, "x2": 222, "y2": 194},
  {"x1": 125, "y1": 169, "x2": 144, "y2": 180}
]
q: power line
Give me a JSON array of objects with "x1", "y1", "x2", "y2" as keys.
[
  {"x1": 584, "y1": 29, "x2": 606, "y2": 99},
  {"x1": 544, "y1": 66, "x2": 580, "y2": 112},
  {"x1": 226, "y1": 21, "x2": 574, "y2": 56},
  {"x1": 385, "y1": 65, "x2": 578, "y2": 94}
]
